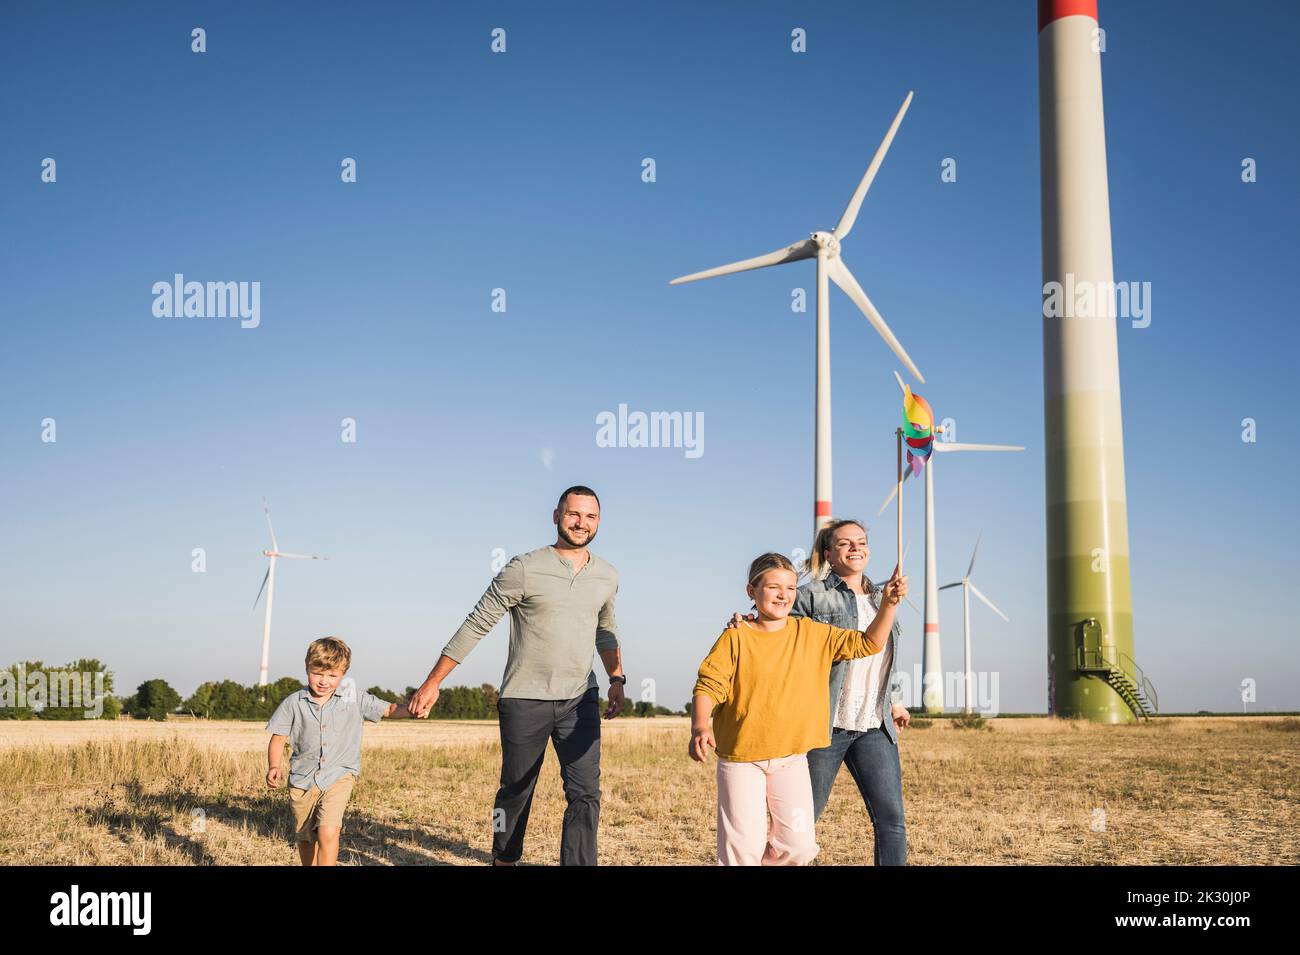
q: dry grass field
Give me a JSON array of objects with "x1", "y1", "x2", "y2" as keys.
[{"x1": 1, "y1": 716, "x2": 1297, "y2": 865}]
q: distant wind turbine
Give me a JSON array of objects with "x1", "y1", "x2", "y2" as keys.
[
  {"x1": 878, "y1": 371, "x2": 1022, "y2": 713},
  {"x1": 254, "y1": 500, "x2": 327, "y2": 687},
  {"x1": 939, "y1": 534, "x2": 1008, "y2": 715},
  {"x1": 670, "y1": 91, "x2": 924, "y2": 535}
]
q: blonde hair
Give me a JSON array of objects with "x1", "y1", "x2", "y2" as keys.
[
  {"x1": 747, "y1": 552, "x2": 797, "y2": 589},
  {"x1": 305, "y1": 636, "x2": 351, "y2": 674},
  {"x1": 806, "y1": 519, "x2": 868, "y2": 580}
]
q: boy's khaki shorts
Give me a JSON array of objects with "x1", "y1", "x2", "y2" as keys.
[{"x1": 289, "y1": 772, "x2": 355, "y2": 843}]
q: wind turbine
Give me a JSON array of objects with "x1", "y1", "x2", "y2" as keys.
[
  {"x1": 878, "y1": 371, "x2": 1022, "y2": 713},
  {"x1": 940, "y1": 534, "x2": 1008, "y2": 715},
  {"x1": 253, "y1": 500, "x2": 327, "y2": 687},
  {"x1": 670, "y1": 91, "x2": 924, "y2": 535}
]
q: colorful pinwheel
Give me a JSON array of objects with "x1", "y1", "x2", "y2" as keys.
[{"x1": 901, "y1": 385, "x2": 934, "y2": 477}]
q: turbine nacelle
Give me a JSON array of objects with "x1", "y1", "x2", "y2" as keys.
[{"x1": 810, "y1": 231, "x2": 840, "y2": 257}]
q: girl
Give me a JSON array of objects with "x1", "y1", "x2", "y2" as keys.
[{"x1": 690, "y1": 551, "x2": 906, "y2": 865}]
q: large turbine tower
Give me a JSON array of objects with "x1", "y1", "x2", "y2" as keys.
[
  {"x1": 1039, "y1": 0, "x2": 1142, "y2": 721},
  {"x1": 670, "y1": 92, "x2": 925, "y2": 535}
]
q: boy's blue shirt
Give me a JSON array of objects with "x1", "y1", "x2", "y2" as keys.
[{"x1": 265, "y1": 680, "x2": 390, "y2": 791}]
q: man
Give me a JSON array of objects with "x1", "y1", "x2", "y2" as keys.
[{"x1": 408, "y1": 486, "x2": 624, "y2": 866}]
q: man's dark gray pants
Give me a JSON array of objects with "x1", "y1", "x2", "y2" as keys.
[{"x1": 493, "y1": 686, "x2": 601, "y2": 865}]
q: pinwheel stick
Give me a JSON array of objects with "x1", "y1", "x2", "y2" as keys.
[{"x1": 896, "y1": 427, "x2": 904, "y2": 579}]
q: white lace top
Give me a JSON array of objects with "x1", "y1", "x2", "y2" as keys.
[{"x1": 833, "y1": 592, "x2": 894, "y2": 731}]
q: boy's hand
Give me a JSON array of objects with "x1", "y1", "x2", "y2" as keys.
[
  {"x1": 725, "y1": 611, "x2": 756, "y2": 629},
  {"x1": 688, "y1": 727, "x2": 715, "y2": 762},
  {"x1": 266, "y1": 766, "x2": 281, "y2": 788}
]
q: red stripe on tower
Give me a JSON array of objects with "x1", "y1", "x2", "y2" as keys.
[
  {"x1": 814, "y1": 500, "x2": 832, "y2": 518},
  {"x1": 1038, "y1": 0, "x2": 1097, "y2": 32}
]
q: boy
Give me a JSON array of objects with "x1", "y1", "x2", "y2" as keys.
[{"x1": 265, "y1": 636, "x2": 411, "y2": 865}]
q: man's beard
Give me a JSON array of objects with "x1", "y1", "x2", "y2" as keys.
[{"x1": 557, "y1": 524, "x2": 596, "y2": 548}]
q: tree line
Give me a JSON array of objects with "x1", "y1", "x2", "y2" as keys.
[{"x1": 3, "y1": 660, "x2": 684, "y2": 720}]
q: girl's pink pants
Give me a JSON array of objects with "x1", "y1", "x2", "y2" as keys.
[{"x1": 715, "y1": 753, "x2": 820, "y2": 866}]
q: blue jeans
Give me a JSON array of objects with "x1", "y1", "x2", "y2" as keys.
[{"x1": 807, "y1": 726, "x2": 907, "y2": 865}]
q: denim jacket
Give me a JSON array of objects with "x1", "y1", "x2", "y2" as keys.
[{"x1": 791, "y1": 571, "x2": 903, "y2": 744}]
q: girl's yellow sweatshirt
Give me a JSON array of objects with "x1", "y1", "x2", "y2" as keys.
[{"x1": 693, "y1": 615, "x2": 882, "y2": 761}]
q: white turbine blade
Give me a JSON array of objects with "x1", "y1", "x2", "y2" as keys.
[
  {"x1": 966, "y1": 532, "x2": 982, "y2": 579},
  {"x1": 262, "y1": 499, "x2": 279, "y2": 552},
  {"x1": 896, "y1": 541, "x2": 916, "y2": 612},
  {"x1": 669, "y1": 238, "x2": 816, "y2": 285},
  {"x1": 939, "y1": 582, "x2": 962, "y2": 591},
  {"x1": 969, "y1": 582, "x2": 1009, "y2": 622},
  {"x1": 833, "y1": 91, "x2": 914, "y2": 241},
  {"x1": 876, "y1": 469, "x2": 914, "y2": 516},
  {"x1": 892, "y1": 369, "x2": 908, "y2": 396},
  {"x1": 253, "y1": 567, "x2": 270, "y2": 609},
  {"x1": 276, "y1": 552, "x2": 327, "y2": 560},
  {"x1": 934, "y1": 442, "x2": 1025, "y2": 453},
  {"x1": 826, "y1": 257, "x2": 925, "y2": 382}
]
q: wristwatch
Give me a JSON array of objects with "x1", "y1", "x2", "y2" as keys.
[{"x1": 609, "y1": 675, "x2": 627, "y2": 686}]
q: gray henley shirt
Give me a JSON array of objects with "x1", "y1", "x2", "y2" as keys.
[{"x1": 442, "y1": 545, "x2": 619, "y2": 700}]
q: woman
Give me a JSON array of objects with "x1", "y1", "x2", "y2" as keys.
[{"x1": 793, "y1": 518, "x2": 909, "y2": 865}]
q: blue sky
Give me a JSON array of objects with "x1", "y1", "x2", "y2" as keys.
[{"x1": 2, "y1": 1, "x2": 1297, "y2": 714}]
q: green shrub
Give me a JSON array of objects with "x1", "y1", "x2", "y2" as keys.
[{"x1": 951, "y1": 712, "x2": 992, "y2": 731}]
